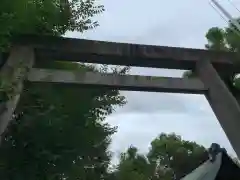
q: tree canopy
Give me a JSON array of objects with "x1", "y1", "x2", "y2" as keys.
[
  {"x1": 0, "y1": 62, "x2": 129, "y2": 179},
  {"x1": 0, "y1": 0, "x2": 104, "y2": 49},
  {"x1": 0, "y1": 0, "x2": 129, "y2": 179},
  {"x1": 112, "y1": 133, "x2": 208, "y2": 180},
  {"x1": 204, "y1": 19, "x2": 240, "y2": 52}
]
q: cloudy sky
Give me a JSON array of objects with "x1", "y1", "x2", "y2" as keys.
[{"x1": 66, "y1": 0, "x2": 240, "y2": 160}]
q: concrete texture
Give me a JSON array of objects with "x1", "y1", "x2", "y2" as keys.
[
  {"x1": 0, "y1": 46, "x2": 35, "y2": 138},
  {"x1": 1, "y1": 35, "x2": 239, "y2": 158},
  {"x1": 13, "y1": 34, "x2": 239, "y2": 72},
  {"x1": 196, "y1": 60, "x2": 240, "y2": 158},
  {"x1": 28, "y1": 68, "x2": 207, "y2": 94}
]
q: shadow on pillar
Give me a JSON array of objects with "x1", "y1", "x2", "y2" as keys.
[
  {"x1": 0, "y1": 52, "x2": 9, "y2": 70},
  {"x1": 0, "y1": 52, "x2": 9, "y2": 118}
]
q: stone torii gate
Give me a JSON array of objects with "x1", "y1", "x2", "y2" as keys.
[{"x1": 1, "y1": 34, "x2": 240, "y2": 157}]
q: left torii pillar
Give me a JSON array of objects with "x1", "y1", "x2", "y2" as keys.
[{"x1": 0, "y1": 45, "x2": 35, "y2": 141}]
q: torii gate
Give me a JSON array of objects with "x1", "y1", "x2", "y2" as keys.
[{"x1": 1, "y1": 34, "x2": 240, "y2": 157}]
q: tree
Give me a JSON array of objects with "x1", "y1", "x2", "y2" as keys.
[
  {"x1": 205, "y1": 27, "x2": 228, "y2": 51},
  {"x1": 113, "y1": 133, "x2": 208, "y2": 180},
  {"x1": 114, "y1": 146, "x2": 150, "y2": 180},
  {"x1": 0, "y1": 0, "x2": 104, "y2": 49},
  {"x1": 0, "y1": 0, "x2": 129, "y2": 179},
  {"x1": 147, "y1": 133, "x2": 208, "y2": 179},
  {"x1": 0, "y1": 61, "x2": 129, "y2": 180},
  {"x1": 0, "y1": 63, "x2": 129, "y2": 179}
]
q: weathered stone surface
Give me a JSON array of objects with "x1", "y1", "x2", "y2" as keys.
[
  {"x1": 196, "y1": 60, "x2": 240, "y2": 158},
  {"x1": 8, "y1": 35, "x2": 240, "y2": 159},
  {"x1": 28, "y1": 68, "x2": 207, "y2": 94},
  {"x1": 13, "y1": 34, "x2": 238, "y2": 72},
  {"x1": 0, "y1": 46, "x2": 35, "y2": 138}
]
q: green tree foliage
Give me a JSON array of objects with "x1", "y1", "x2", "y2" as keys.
[
  {"x1": 0, "y1": 0, "x2": 104, "y2": 49},
  {"x1": 204, "y1": 18, "x2": 240, "y2": 53},
  {"x1": 0, "y1": 62, "x2": 128, "y2": 179},
  {"x1": 148, "y1": 133, "x2": 208, "y2": 179},
  {"x1": 114, "y1": 146, "x2": 150, "y2": 180},
  {"x1": 113, "y1": 133, "x2": 208, "y2": 180},
  {"x1": 205, "y1": 27, "x2": 228, "y2": 51},
  {"x1": 0, "y1": 0, "x2": 129, "y2": 179}
]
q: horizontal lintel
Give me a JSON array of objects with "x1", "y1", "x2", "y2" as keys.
[
  {"x1": 27, "y1": 68, "x2": 207, "y2": 94},
  {"x1": 13, "y1": 35, "x2": 238, "y2": 71}
]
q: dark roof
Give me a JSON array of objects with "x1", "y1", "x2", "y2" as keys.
[
  {"x1": 215, "y1": 151, "x2": 240, "y2": 180},
  {"x1": 181, "y1": 150, "x2": 240, "y2": 180},
  {"x1": 180, "y1": 152, "x2": 222, "y2": 180}
]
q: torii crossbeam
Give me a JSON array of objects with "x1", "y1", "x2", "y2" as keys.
[{"x1": 1, "y1": 34, "x2": 240, "y2": 157}]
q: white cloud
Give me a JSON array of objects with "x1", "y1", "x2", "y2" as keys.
[
  {"x1": 106, "y1": 110, "x2": 236, "y2": 164},
  {"x1": 107, "y1": 92, "x2": 235, "y2": 154}
]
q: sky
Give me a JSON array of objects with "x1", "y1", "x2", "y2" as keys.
[{"x1": 66, "y1": 0, "x2": 240, "y2": 161}]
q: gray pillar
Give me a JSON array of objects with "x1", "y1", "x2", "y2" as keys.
[
  {"x1": 196, "y1": 60, "x2": 240, "y2": 158},
  {"x1": 0, "y1": 46, "x2": 35, "y2": 138}
]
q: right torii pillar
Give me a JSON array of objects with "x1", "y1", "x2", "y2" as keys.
[{"x1": 196, "y1": 60, "x2": 240, "y2": 158}]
